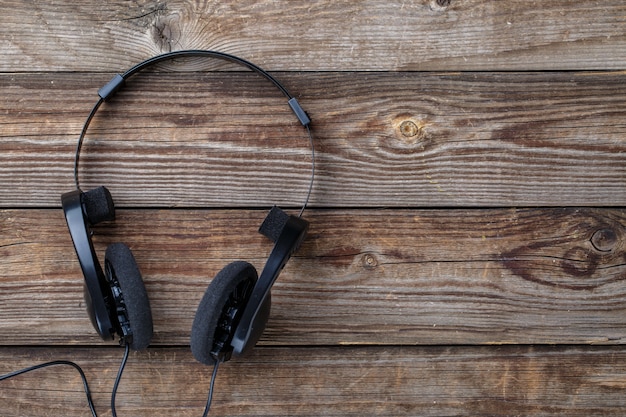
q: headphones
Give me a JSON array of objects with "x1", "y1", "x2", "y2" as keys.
[{"x1": 61, "y1": 50, "x2": 314, "y2": 365}]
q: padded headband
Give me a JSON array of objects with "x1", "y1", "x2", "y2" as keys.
[{"x1": 73, "y1": 49, "x2": 315, "y2": 217}]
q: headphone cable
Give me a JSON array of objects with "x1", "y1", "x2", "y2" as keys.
[
  {"x1": 110, "y1": 343, "x2": 221, "y2": 417},
  {"x1": 201, "y1": 360, "x2": 221, "y2": 417},
  {"x1": 0, "y1": 359, "x2": 98, "y2": 417},
  {"x1": 110, "y1": 343, "x2": 130, "y2": 417},
  {"x1": 2, "y1": 346, "x2": 222, "y2": 417}
]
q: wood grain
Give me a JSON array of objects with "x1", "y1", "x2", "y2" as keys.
[
  {"x1": 1, "y1": 208, "x2": 624, "y2": 346},
  {"x1": 1, "y1": 0, "x2": 625, "y2": 71},
  {"x1": 2, "y1": 345, "x2": 625, "y2": 416},
  {"x1": 1, "y1": 72, "x2": 624, "y2": 208},
  {"x1": 2, "y1": 1, "x2": 626, "y2": 415}
]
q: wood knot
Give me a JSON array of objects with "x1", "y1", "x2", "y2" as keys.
[
  {"x1": 430, "y1": 0, "x2": 451, "y2": 11},
  {"x1": 394, "y1": 117, "x2": 427, "y2": 144},
  {"x1": 590, "y1": 228, "x2": 617, "y2": 252},
  {"x1": 152, "y1": 15, "x2": 180, "y2": 52},
  {"x1": 386, "y1": 115, "x2": 433, "y2": 154},
  {"x1": 399, "y1": 120, "x2": 419, "y2": 137},
  {"x1": 362, "y1": 253, "x2": 379, "y2": 270}
]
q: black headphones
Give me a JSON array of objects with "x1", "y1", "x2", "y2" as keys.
[{"x1": 61, "y1": 50, "x2": 315, "y2": 366}]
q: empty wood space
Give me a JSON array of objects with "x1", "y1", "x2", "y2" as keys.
[{"x1": 1, "y1": 1, "x2": 625, "y2": 416}]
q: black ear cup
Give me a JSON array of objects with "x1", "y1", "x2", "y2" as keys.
[
  {"x1": 191, "y1": 261, "x2": 269, "y2": 365},
  {"x1": 82, "y1": 186, "x2": 115, "y2": 225},
  {"x1": 105, "y1": 243, "x2": 153, "y2": 351}
]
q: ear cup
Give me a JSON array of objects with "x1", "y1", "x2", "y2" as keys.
[
  {"x1": 82, "y1": 186, "x2": 115, "y2": 225},
  {"x1": 191, "y1": 261, "x2": 263, "y2": 365},
  {"x1": 105, "y1": 243, "x2": 153, "y2": 351}
]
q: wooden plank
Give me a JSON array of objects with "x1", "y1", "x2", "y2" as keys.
[
  {"x1": 1, "y1": 0, "x2": 625, "y2": 71},
  {"x1": 1, "y1": 345, "x2": 625, "y2": 416},
  {"x1": 1, "y1": 71, "x2": 625, "y2": 208},
  {"x1": 5, "y1": 2, "x2": 625, "y2": 417},
  {"x1": 1, "y1": 208, "x2": 625, "y2": 346}
]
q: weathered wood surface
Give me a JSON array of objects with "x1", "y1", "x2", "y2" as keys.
[
  {"x1": 1, "y1": 72, "x2": 625, "y2": 207},
  {"x1": 1, "y1": 208, "x2": 624, "y2": 346},
  {"x1": 2, "y1": 346, "x2": 626, "y2": 417},
  {"x1": 2, "y1": 0, "x2": 626, "y2": 416},
  {"x1": 1, "y1": 0, "x2": 625, "y2": 71}
]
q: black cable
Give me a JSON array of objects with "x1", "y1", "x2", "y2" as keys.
[
  {"x1": 110, "y1": 343, "x2": 130, "y2": 417},
  {"x1": 0, "y1": 360, "x2": 98, "y2": 417},
  {"x1": 73, "y1": 96, "x2": 105, "y2": 191},
  {"x1": 201, "y1": 360, "x2": 221, "y2": 417},
  {"x1": 110, "y1": 343, "x2": 222, "y2": 417},
  {"x1": 1, "y1": 351, "x2": 222, "y2": 417},
  {"x1": 299, "y1": 124, "x2": 316, "y2": 218}
]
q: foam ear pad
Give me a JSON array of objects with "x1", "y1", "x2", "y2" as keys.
[
  {"x1": 258, "y1": 206, "x2": 289, "y2": 242},
  {"x1": 191, "y1": 261, "x2": 260, "y2": 365},
  {"x1": 83, "y1": 186, "x2": 115, "y2": 225},
  {"x1": 105, "y1": 243, "x2": 153, "y2": 351}
]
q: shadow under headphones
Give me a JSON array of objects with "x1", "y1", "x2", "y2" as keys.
[{"x1": 61, "y1": 50, "x2": 315, "y2": 366}]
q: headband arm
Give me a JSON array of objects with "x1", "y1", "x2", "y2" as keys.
[
  {"x1": 230, "y1": 208, "x2": 309, "y2": 357},
  {"x1": 61, "y1": 190, "x2": 115, "y2": 340}
]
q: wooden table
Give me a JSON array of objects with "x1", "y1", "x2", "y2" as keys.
[{"x1": 1, "y1": 1, "x2": 625, "y2": 415}]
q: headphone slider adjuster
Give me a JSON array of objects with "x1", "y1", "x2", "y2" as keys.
[{"x1": 98, "y1": 74, "x2": 125, "y2": 101}]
